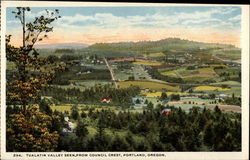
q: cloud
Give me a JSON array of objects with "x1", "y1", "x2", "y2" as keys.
[
  {"x1": 53, "y1": 6, "x2": 240, "y2": 31},
  {"x1": 7, "y1": 6, "x2": 241, "y2": 47},
  {"x1": 229, "y1": 15, "x2": 241, "y2": 21}
]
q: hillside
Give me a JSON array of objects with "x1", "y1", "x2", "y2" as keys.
[
  {"x1": 35, "y1": 42, "x2": 89, "y2": 49},
  {"x1": 88, "y1": 38, "x2": 238, "y2": 55}
]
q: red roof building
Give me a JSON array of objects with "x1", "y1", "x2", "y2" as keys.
[
  {"x1": 101, "y1": 97, "x2": 111, "y2": 103},
  {"x1": 161, "y1": 108, "x2": 172, "y2": 115}
]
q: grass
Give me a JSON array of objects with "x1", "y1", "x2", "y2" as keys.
[
  {"x1": 50, "y1": 104, "x2": 117, "y2": 113},
  {"x1": 183, "y1": 77, "x2": 214, "y2": 83},
  {"x1": 147, "y1": 52, "x2": 165, "y2": 58},
  {"x1": 211, "y1": 81, "x2": 241, "y2": 86},
  {"x1": 51, "y1": 104, "x2": 73, "y2": 113},
  {"x1": 193, "y1": 85, "x2": 230, "y2": 91},
  {"x1": 118, "y1": 81, "x2": 179, "y2": 91},
  {"x1": 114, "y1": 70, "x2": 133, "y2": 81},
  {"x1": 176, "y1": 67, "x2": 198, "y2": 76},
  {"x1": 198, "y1": 67, "x2": 216, "y2": 73},
  {"x1": 141, "y1": 91, "x2": 189, "y2": 97},
  {"x1": 161, "y1": 67, "x2": 217, "y2": 79},
  {"x1": 160, "y1": 70, "x2": 179, "y2": 78},
  {"x1": 71, "y1": 80, "x2": 112, "y2": 89},
  {"x1": 133, "y1": 60, "x2": 162, "y2": 66}
]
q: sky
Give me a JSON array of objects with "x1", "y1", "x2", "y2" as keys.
[{"x1": 6, "y1": 6, "x2": 241, "y2": 47}]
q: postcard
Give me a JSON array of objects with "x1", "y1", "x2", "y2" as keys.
[{"x1": 1, "y1": 1, "x2": 249, "y2": 160}]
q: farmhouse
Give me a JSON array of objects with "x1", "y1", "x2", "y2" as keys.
[
  {"x1": 161, "y1": 108, "x2": 172, "y2": 115},
  {"x1": 215, "y1": 94, "x2": 230, "y2": 100},
  {"x1": 101, "y1": 97, "x2": 111, "y2": 103}
]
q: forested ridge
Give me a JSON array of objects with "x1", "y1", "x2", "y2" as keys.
[{"x1": 88, "y1": 38, "x2": 237, "y2": 54}]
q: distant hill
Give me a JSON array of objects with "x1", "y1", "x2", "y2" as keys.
[
  {"x1": 88, "y1": 38, "x2": 237, "y2": 54},
  {"x1": 34, "y1": 43, "x2": 89, "y2": 49}
]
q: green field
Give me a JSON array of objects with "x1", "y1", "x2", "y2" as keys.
[
  {"x1": 147, "y1": 52, "x2": 165, "y2": 58},
  {"x1": 118, "y1": 81, "x2": 179, "y2": 91},
  {"x1": 133, "y1": 60, "x2": 163, "y2": 66},
  {"x1": 160, "y1": 70, "x2": 179, "y2": 78},
  {"x1": 160, "y1": 66, "x2": 217, "y2": 79},
  {"x1": 141, "y1": 91, "x2": 190, "y2": 97},
  {"x1": 193, "y1": 85, "x2": 230, "y2": 92},
  {"x1": 50, "y1": 104, "x2": 117, "y2": 113}
]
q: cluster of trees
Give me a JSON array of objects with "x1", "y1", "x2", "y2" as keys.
[
  {"x1": 214, "y1": 69, "x2": 241, "y2": 82},
  {"x1": 147, "y1": 68, "x2": 183, "y2": 83},
  {"x1": 47, "y1": 54, "x2": 82, "y2": 63},
  {"x1": 55, "y1": 49, "x2": 75, "y2": 54},
  {"x1": 223, "y1": 93, "x2": 241, "y2": 106},
  {"x1": 50, "y1": 66, "x2": 111, "y2": 85},
  {"x1": 160, "y1": 92, "x2": 180, "y2": 101},
  {"x1": 47, "y1": 104, "x2": 241, "y2": 151},
  {"x1": 42, "y1": 84, "x2": 140, "y2": 105}
]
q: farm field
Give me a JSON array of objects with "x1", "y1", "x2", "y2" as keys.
[
  {"x1": 71, "y1": 80, "x2": 113, "y2": 88},
  {"x1": 146, "y1": 52, "x2": 165, "y2": 58},
  {"x1": 211, "y1": 80, "x2": 241, "y2": 86},
  {"x1": 118, "y1": 81, "x2": 179, "y2": 91},
  {"x1": 206, "y1": 105, "x2": 241, "y2": 113},
  {"x1": 193, "y1": 85, "x2": 230, "y2": 92},
  {"x1": 160, "y1": 70, "x2": 180, "y2": 77},
  {"x1": 160, "y1": 66, "x2": 218, "y2": 80},
  {"x1": 141, "y1": 91, "x2": 190, "y2": 97},
  {"x1": 133, "y1": 60, "x2": 163, "y2": 66},
  {"x1": 132, "y1": 64, "x2": 151, "y2": 80}
]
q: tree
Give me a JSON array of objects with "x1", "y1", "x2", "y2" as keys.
[
  {"x1": 38, "y1": 99, "x2": 52, "y2": 115},
  {"x1": 110, "y1": 135, "x2": 129, "y2": 151},
  {"x1": 47, "y1": 55, "x2": 59, "y2": 64},
  {"x1": 6, "y1": 107, "x2": 59, "y2": 151},
  {"x1": 71, "y1": 105, "x2": 79, "y2": 120},
  {"x1": 76, "y1": 120, "x2": 89, "y2": 138},
  {"x1": 135, "y1": 98, "x2": 141, "y2": 104},
  {"x1": 6, "y1": 7, "x2": 61, "y2": 110},
  {"x1": 147, "y1": 102, "x2": 154, "y2": 110},
  {"x1": 160, "y1": 92, "x2": 168, "y2": 101},
  {"x1": 6, "y1": 7, "x2": 61, "y2": 152},
  {"x1": 170, "y1": 94, "x2": 180, "y2": 101}
]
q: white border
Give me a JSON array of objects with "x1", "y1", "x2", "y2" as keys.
[{"x1": 1, "y1": 2, "x2": 249, "y2": 160}]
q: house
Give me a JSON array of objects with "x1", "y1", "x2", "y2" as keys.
[
  {"x1": 161, "y1": 108, "x2": 172, "y2": 115},
  {"x1": 64, "y1": 116, "x2": 69, "y2": 122},
  {"x1": 215, "y1": 94, "x2": 230, "y2": 100},
  {"x1": 62, "y1": 117, "x2": 76, "y2": 133},
  {"x1": 101, "y1": 97, "x2": 111, "y2": 103},
  {"x1": 141, "y1": 88, "x2": 150, "y2": 92}
]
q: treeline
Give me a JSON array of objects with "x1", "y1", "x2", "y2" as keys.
[
  {"x1": 47, "y1": 54, "x2": 82, "y2": 63},
  {"x1": 55, "y1": 49, "x2": 75, "y2": 54},
  {"x1": 214, "y1": 68, "x2": 241, "y2": 82},
  {"x1": 55, "y1": 105, "x2": 240, "y2": 151},
  {"x1": 41, "y1": 84, "x2": 140, "y2": 105},
  {"x1": 51, "y1": 69, "x2": 111, "y2": 85},
  {"x1": 147, "y1": 68, "x2": 184, "y2": 83},
  {"x1": 6, "y1": 102, "x2": 241, "y2": 151},
  {"x1": 50, "y1": 65, "x2": 111, "y2": 85}
]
